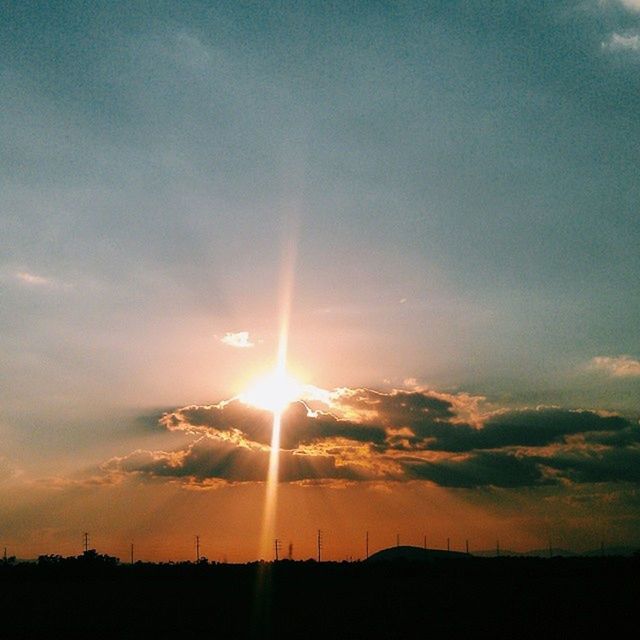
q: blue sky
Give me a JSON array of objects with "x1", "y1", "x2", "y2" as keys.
[{"x1": 0, "y1": 1, "x2": 638, "y2": 558}]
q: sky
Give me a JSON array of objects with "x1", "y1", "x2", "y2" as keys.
[{"x1": 1, "y1": 0, "x2": 639, "y2": 561}]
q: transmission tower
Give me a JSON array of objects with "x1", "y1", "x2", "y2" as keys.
[{"x1": 274, "y1": 539, "x2": 282, "y2": 561}]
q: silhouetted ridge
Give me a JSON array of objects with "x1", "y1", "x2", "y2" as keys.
[{"x1": 366, "y1": 545, "x2": 470, "y2": 562}]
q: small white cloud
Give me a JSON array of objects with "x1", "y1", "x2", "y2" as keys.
[
  {"x1": 15, "y1": 271, "x2": 50, "y2": 286},
  {"x1": 602, "y1": 32, "x2": 640, "y2": 51},
  {"x1": 221, "y1": 331, "x2": 255, "y2": 349},
  {"x1": 599, "y1": 0, "x2": 640, "y2": 13},
  {"x1": 589, "y1": 355, "x2": 640, "y2": 377},
  {"x1": 619, "y1": 0, "x2": 640, "y2": 12}
]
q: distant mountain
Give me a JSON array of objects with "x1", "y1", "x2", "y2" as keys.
[
  {"x1": 472, "y1": 547, "x2": 639, "y2": 558},
  {"x1": 472, "y1": 548, "x2": 576, "y2": 558},
  {"x1": 583, "y1": 546, "x2": 639, "y2": 557}
]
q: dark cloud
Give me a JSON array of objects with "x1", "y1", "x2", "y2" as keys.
[
  {"x1": 162, "y1": 400, "x2": 387, "y2": 450},
  {"x1": 400, "y1": 451, "x2": 547, "y2": 489},
  {"x1": 426, "y1": 409, "x2": 631, "y2": 452},
  {"x1": 109, "y1": 436, "x2": 365, "y2": 483},
  {"x1": 113, "y1": 388, "x2": 640, "y2": 489},
  {"x1": 334, "y1": 390, "x2": 634, "y2": 452},
  {"x1": 582, "y1": 425, "x2": 640, "y2": 447},
  {"x1": 477, "y1": 409, "x2": 630, "y2": 448},
  {"x1": 539, "y1": 446, "x2": 640, "y2": 484}
]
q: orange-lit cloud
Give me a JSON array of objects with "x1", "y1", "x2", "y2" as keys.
[{"x1": 106, "y1": 387, "x2": 640, "y2": 489}]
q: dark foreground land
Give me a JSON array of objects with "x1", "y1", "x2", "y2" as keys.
[{"x1": 0, "y1": 555, "x2": 637, "y2": 639}]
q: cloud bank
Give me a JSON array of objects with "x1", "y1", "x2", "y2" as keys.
[{"x1": 106, "y1": 387, "x2": 640, "y2": 489}]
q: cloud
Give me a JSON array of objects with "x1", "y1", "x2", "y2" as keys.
[
  {"x1": 220, "y1": 331, "x2": 254, "y2": 348},
  {"x1": 108, "y1": 387, "x2": 640, "y2": 489},
  {"x1": 400, "y1": 451, "x2": 548, "y2": 488},
  {"x1": 162, "y1": 399, "x2": 388, "y2": 450},
  {"x1": 15, "y1": 271, "x2": 51, "y2": 286},
  {"x1": 106, "y1": 436, "x2": 367, "y2": 484},
  {"x1": 536, "y1": 444, "x2": 640, "y2": 484},
  {"x1": 12, "y1": 270, "x2": 72, "y2": 290},
  {"x1": 598, "y1": 0, "x2": 640, "y2": 13},
  {"x1": 588, "y1": 355, "x2": 640, "y2": 377},
  {"x1": 602, "y1": 32, "x2": 640, "y2": 52},
  {"x1": 618, "y1": 0, "x2": 640, "y2": 12}
]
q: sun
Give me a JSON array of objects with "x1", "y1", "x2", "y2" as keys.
[{"x1": 239, "y1": 369, "x2": 303, "y2": 414}]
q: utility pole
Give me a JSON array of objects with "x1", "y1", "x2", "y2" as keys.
[
  {"x1": 130, "y1": 542, "x2": 134, "y2": 564},
  {"x1": 548, "y1": 540, "x2": 553, "y2": 559},
  {"x1": 83, "y1": 532, "x2": 89, "y2": 554},
  {"x1": 195, "y1": 535, "x2": 200, "y2": 562},
  {"x1": 365, "y1": 531, "x2": 369, "y2": 560},
  {"x1": 288, "y1": 542, "x2": 293, "y2": 560},
  {"x1": 496, "y1": 540, "x2": 500, "y2": 557},
  {"x1": 274, "y1": 539, "x2": 282, "y2": 561},
  {"x1": 317, "y1": 530, "x2": 323, "y2": 562},
  {"x1": 466, "y1": 539, "x2": 469, "y2": 554},
  {"x1": 3, "y1": 547, "x2": 6, "y2": 562},
  {"x1": 447, "y1": 537, "x2": 450, "y2": 552},
  {"x1": 423, "y1": 535, "x2": 426, "y2": 550}
]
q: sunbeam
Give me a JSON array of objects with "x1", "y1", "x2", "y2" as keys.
[{"x1": 257, "y1": 232, "x2": 298, "y2": 560}]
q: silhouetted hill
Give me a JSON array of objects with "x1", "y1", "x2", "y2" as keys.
[{"x1": 366, "y1": 545, "x2": 470, "y2": 562}]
